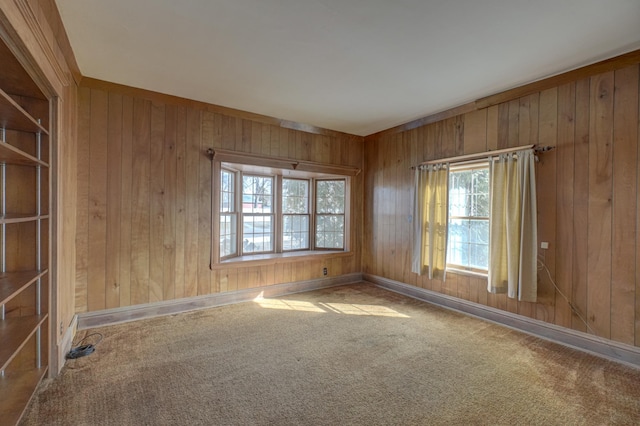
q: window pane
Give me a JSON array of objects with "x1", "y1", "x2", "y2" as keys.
[
  {"x1": 283, "y1": 214, "x2": 310, "y2": 250},
  {"x1": 220, "y1": 214, "x2": 237, "y2": 257},
  {"x1": 315, "y1": 214, "x2": 344, "y2": 249},
  {"x1": 448, "y1": 219, "x2": 488, "y2": 269},
  {"x1": 220, "y1": 170, "x2": 235, "y2": 213},
  {"x1": 316, "y1": 180, "x2": 345, "y2": 214},
  {"x1": 243, "y1": 215, "x2": 273, "y2": 253},
  {"x1": 448, "y1": 168, "x2": 489, "y2": 218},
  {"x1": 242, "y1": 175, "x2": 273, "y2": 214},
  {"x1": 283, "y1": 179, "x2": 309, "y2": 214}
]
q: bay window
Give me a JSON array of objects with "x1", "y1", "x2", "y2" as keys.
[{"x1": 213, "y1": 157, "x2": 351, "y2": 263}]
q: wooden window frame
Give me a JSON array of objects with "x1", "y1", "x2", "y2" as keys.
[{"x1": 446, "y1": 161, "x2": 490, "y2": 276}]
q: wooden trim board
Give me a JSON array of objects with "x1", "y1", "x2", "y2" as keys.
[
  {"x1": 364, "y1": 274, "x2": 640, "y2": 369},
  {"x1": 56, "y1": 314, "x2": 77, "y2": 373},
  {"x1": 77, "y1": 273, "x2": 363, "y2": 329}
]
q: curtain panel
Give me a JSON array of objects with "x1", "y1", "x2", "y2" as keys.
[
  {"x1": 412, "y1": 164, "x2": 449, "y2": 280},
  {"x1": 488, "y1": 149, "x2": 537, "y2": 302}
]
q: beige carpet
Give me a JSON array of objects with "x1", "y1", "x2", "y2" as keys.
[{"x1": 22, "y1": 283, "x2": 640, "y2": 425}]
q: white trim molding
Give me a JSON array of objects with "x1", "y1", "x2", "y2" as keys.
[
  {"x1": 78, "y1": 273, "x2": 363, "y2": 330},
  {"x1": 364, "y1": 274, "x2": 640, "y2": 369}
]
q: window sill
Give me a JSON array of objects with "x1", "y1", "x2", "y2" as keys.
[
  {"x1": 446, "y1": 267, "x2": 488, "y2": 279},
  {"x1": 212, "y1": 250, "x2": 352, "y2": 269}
]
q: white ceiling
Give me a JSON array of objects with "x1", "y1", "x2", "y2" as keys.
[{"x1": 56, "y1": 0, "x2": 640, "y2": 136}]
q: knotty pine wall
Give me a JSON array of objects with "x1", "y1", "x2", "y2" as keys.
[
  {"x1": 75, "y1": 80, "x2": 363, "y2": 313},
  {"x1": 364, "y1": 63, "x2": 640, "y2": 347}
]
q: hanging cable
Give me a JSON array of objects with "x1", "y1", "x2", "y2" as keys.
[{"x1": 536, "y1": 254, "x2": 594, "y2": 335}]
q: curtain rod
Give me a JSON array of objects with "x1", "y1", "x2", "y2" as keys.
[{"x1": 412, "y1": 144, "x2": 555, "y2": 169}]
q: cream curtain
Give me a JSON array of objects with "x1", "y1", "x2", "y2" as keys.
[
  {"x1": 412, "y1": 164, "x2": 449, "y2": 280},
  {"x1": 488, "y1": 149, "x2": 537, "y2": 302}
]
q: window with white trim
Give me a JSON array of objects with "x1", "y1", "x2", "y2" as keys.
[
  {"x1": 214, "y1": 161, "x2": 350, "y2": 263},
  {"x1": 446, "y1": 162, "x2": 490, "y2": 274}
]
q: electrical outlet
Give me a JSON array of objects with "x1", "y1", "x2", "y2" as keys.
[
  {"x1": 60, "y1": 321, "x2": 64, "y2": 335},
  {"x1": 541, "y1": 242, "x2": 549, "y2": 249},
  {"x1": 323, "y1": 267, "x2": 328, "y2": 276}
]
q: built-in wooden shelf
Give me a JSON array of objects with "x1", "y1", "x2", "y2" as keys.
[
  {"x1": 0, "y1": 142, "x2": 48, "y2": 167},
  {"x1": 0, "y1": 314, "x2": 47, "y2": 370},
  {"x1": 0, "y1": 367, "x2": 47, "y2": 425},
  {"x1": 0, "y1": 89, "x2": 47, "y2": 135},
  {"x1": 0, "y1": 34, "x2": 50, "y2": 426},
  {"x1": 0, "y1": 214, "x2": 49, "y2": 224},
  {"x1": 0, "y1": 271, "x2": 47, "y2": 305}
]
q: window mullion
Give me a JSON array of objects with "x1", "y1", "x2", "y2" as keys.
[
  {"x1": 276, "y1": 175, "x2": 282, "y2": 253},
  {"x1": 310, "y1": 178, "x2": 316, "y2": 250}
]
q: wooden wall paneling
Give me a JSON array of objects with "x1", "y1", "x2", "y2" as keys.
[
  {"x1": 119, "y1": 95, "x2": 133, "y2": 307},
  {"x1": 282, "y1": 262, "x2": 293, "y2": 284},
  {"x1": 390, "y1": 134, "x2": 401, "y2": 282},
  {"x1": 264, "y1": 263, "x2": 276, "y2": 287},
  {"x1": 507, "y1": 99, "x2": 520, "y2": 148},
  {"x1": 222, "y1": 114, "x2": 236, "y2": 151},
  {"x1": 240, "y1": 119, "x2": 251, "y2": 153},
  {"x1": 373, "y1": 140, "x2": 383, "y2": 279},
  {"x1": 130, "y1": 98, "x2": 151, "y2": 306},
  {"x1": 212, "y1": 113, "x2": 223, "y2": 149},
  {"x1": 219, "y1": 268, "x2": 228, "y2": 292},
  {"x1": 393, "y1": 133, "x2": 404, "y2": 283},
  {"x1": 149, "y1": 103, "x2": 165, "y2": 303},
  {"x1": 163, "y1": 105, "x2": 177, "y2": 301},
  {"x1": 236, "y1": 267, "x2": 248, "y2": 290},
  {"x1": 87, "y1": 88, "x2": 108, "y2": 312},
  {"x1": 277, "y1": 127, "x2": 289, "y2": 158},
  {"x1": 74, "y1": 86, "x2": 90, "y2": 313},
  {"x1": 554, "y1": 83, "x2": 576, "y2": 328},
  {"x1": 497, "y1": 103, "x2": 510, "y2": 149},
  {"x1": 301, "y1": 132, "x2": 312, "y2": 161},
  {"x1": 463, "y1": 109, "x2": 487, "y2": 155},
  {"x1": 402, "y1": 131, "x2": 416, "y2": 286},
  {"x1": 572, "y1": 78, "x2": 590, "y2": 332},
  {"x1": 486, "y1": 105, "x2": 499, "y2": 151},
  {"x1": 363, "y1": 137, "x2": 375, "y2": 275},
  {"x1": 227, "y1": 267, "x2": 238, "y2": 292},
  {"x1": 58, "y1": 83, "x2": 78, "y2": 342},
  {"x1": 611, "y1": 65, "x2": 638, "y2": 345},
  {"x1": 198, "y1": 112, "x2": 214, "y2": 295},
  {"x1": 184, "y1": 108, "x2": 201, "y2": 298},
  {"x1": 381, "y1": 138, "x2": 393, "y2": 279},
  {"x1": 637, "y1": 72, "x2": 640, "y2": 346},
  {"x1": 535, "y1": 88, "x2": 558, "y2": 323},
  {"x1": 273, "y1": 262, "x2": 284, "y2": 283},
  {"x1": 587, "y1": 71, "x2": 614, "y2": 338},
  {"x1": 251, "y1": 121, "x2": 261, "y2": 154},
  {"x1": 174, "y1": 106, "x2": 187, "y2": 300},
  {"x1": 105, "y1": 92, "x2": 122, "y2": 309},
  {"x1": 260, "y1": 120, "x2": 270, "y2": 156},
  {"x1": 287, "y1": 127, "x2": 297, "y2": 159}
]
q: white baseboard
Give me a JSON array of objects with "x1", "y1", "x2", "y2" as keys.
[
  {"x1": 364, "y1": 273, "x2": 640, "y2": 369},
  {"x1": 78, "y1": 273, "x2": 363, "y2": 330}
]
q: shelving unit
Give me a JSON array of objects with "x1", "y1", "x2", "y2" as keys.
[{"x1": 0, "y1": 37, "x2": 50, "y2": 425}]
